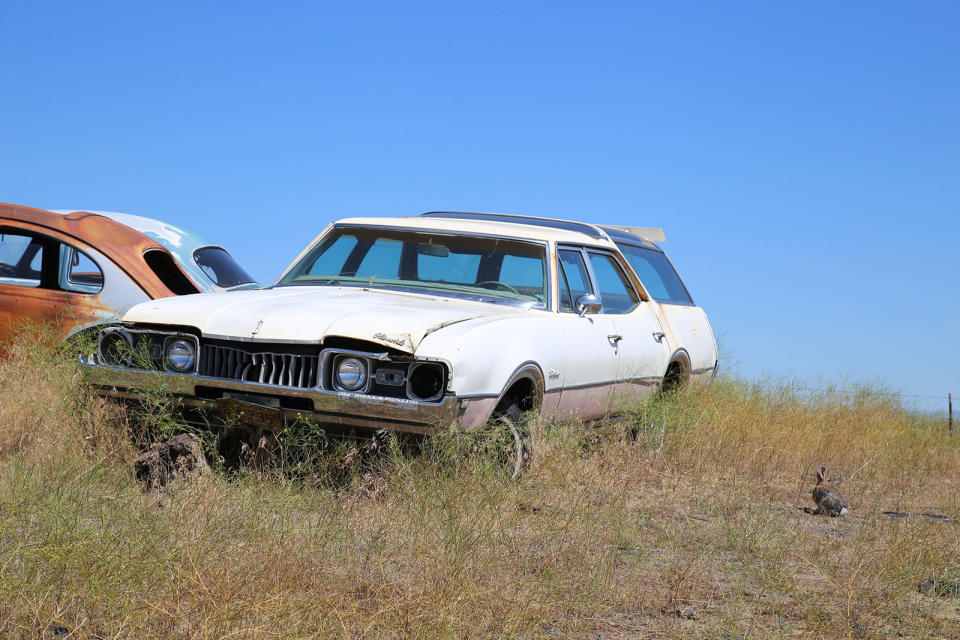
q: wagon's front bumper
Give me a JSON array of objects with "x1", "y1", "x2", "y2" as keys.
[{"x1": 79, "y1": 356, "x2": 460, "y2": 435}]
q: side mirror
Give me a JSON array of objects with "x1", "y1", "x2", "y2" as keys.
[{"x1": 576, "y1": 293, "x2": 602, "y2": 316}]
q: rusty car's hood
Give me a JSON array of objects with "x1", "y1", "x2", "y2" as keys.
[{"x1": 121, "y1": 286, "x2": 525, "y2": 353}]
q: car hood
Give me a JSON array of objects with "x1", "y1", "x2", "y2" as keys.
[{"x1": 121, "y1": 286, "x2": 525, "y2": 353}]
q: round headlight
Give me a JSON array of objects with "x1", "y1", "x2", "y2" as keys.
[
  {"x1": 407, "y1": 362, "x2": 445, "y2": 401},
  {"x1": 99, "y1": 330, "x2": 132, "y2": 366},
  {"x1": 165, "y1": 338, "x2": 196, "y2": 372},
  {"x1": 336, "y1": 357, "x2": 367, "y2": 391}
]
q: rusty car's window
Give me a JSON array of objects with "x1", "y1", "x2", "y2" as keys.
[
  {"x1": 587, "y1": 252, "x2": 639, "y2": 314},
  {"x1": 0, "y1": 232, "x2": 43, "y2": 288},
  {"x1": 59, "y1": 245, "x2": 104, "y2": 294},
  {"x1": 558, "y1": 249, "x2": 592, "y2": 312},
  {"x1": 617, "y1": 244, "x2": 693, "y2": 306},
  {"x1": 193, "y1": 247, "x2": 256, "y2": 288},
  {"x1": 281, "y1": 227, "x2": 548, "y2": 308},
  {"x1": 144, "y1": 249, "x2": 201, "y2": 296}
]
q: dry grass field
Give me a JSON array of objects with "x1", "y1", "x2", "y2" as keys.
[{"x1": 0, "y1": 329, "x2": 958, "y2": 639}]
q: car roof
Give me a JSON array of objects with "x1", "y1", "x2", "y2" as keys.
[
  {"x1": 0, "y1": 202, "x2": 181, "y2": 298},
  {"x1": 51, "y1": 209, "x2": 214, "y2": 254},
  {"x1": 333, "y1": 212, "x2": 665, "y2": 248}
]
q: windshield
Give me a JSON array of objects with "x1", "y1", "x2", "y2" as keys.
[
  {"x1": 278, "y1": 227, "x2": 548, "y2": 308},
  {"x1": 193, "y1": 247, "x2": 257, "y2": 288}
]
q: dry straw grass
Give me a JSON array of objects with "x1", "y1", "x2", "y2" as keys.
[{"x1": 0, "y1": 327, "x2": 957, "y2": 638}]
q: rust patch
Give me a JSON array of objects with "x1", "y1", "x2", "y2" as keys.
[{"x1": 0, "y1": 287, "x2": 114, "y2": 345}]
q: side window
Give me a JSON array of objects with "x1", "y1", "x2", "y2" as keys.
[
  {"x1": 588, "y1": 252, "x2": 639, "y2": 314},
  {"x1": 58, "y1": 245, "x2": 104, "y2": 294},
  {"x1": 144, "y1": 249, "x2": 200, "y2": 295},
  {"x1": 0, "y1": 232, "x2": 43, "y2": 288},
  {"x1": 617, "y1": 244, "x2": 693, "y2": 305},
  {"x1": 558, "y1": 249, "x2": 592, "y2": 312}
]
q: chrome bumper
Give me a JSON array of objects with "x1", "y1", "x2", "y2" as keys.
[{"x1": 79, "y1": 356, "x2": 459, "y2": 435}]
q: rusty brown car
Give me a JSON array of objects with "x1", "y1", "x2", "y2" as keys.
[{"x1": 0, "y1": 203, "x2": 258, "y2": 344}]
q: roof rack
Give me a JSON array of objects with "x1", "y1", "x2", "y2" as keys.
[
  {"x1": 420, "y1": 211, "x2": 664, "y2": 244},
  {"x1": 421, "y1": 211, "x2": 608, "y2": 239}
]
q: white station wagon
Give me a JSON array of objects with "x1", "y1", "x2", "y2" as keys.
[{"x1": 81, "y1": 212, "x2": 718, "y2": 436}]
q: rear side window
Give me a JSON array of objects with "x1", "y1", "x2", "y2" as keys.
[
  {"x1": 144, "y1": 249, "x2": 200, "y2": 295},
  {"x1": 0, "y1": 232, "x2": 43, "y2": 287},
  {"x1": 618, "y1": 244, "x2": 693, "y2": 305},
  {"x1": 59, "y1": 245, "x2": 104, "y2": 294}
]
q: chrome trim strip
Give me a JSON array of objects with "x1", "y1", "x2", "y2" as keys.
[{"x1": 202, "y1": 333, "x2": 323, "y2": 345}]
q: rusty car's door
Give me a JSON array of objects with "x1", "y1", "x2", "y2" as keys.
[{"x1": 0, "y1": 224, "x2": 148, "y2": 343}]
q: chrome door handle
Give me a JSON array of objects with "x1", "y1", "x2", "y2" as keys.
[
  {"x1": 652, "y1": 332, "x2": 666, "y2": 342},
  {"x1": 607, "y1": 334, "x2": 623, "y2": 343}
]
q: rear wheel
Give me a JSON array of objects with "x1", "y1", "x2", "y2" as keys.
[{"x1": 659, "y1": 361, "x2": 687, "y2": 395}]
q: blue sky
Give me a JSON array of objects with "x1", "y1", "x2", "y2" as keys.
[{"x1": 1, "y1": 1, "x2": 957, "y2": 411}]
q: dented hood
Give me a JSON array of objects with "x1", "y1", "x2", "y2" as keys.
[{"x1": 121, "y1": 286, "x2": 521, "y2": 352}]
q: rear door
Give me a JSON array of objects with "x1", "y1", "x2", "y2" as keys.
[
  {"x1": 617, "y1": 243, "x2": 718, "y2": 376},
  {"x1": 0, "y1": 224, "x2": 145, "y2": 343},
  {"x1": 584, "y1": 250, "x2": 671, "y2": 400}
]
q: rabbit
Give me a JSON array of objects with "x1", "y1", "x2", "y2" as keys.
[{"x1": 812, "y1": 466, "x2": 849, "y2": 517}]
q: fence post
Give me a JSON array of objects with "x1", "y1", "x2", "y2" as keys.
[{"x1": 950, "y1": 393, "x2": 954, "y2": 433}]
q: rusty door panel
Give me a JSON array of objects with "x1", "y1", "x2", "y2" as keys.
[{"x1": 0, "y1": 285, "x2": 114, "y2": 343}]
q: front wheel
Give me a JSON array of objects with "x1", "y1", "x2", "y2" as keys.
[{"x1": 491, "y1": 396, "x2": 531, "y2": 479}]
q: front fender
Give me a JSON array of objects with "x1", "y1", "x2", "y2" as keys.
[{"x1": 414, "y1": 314, "x2": 564, "y2": 427}]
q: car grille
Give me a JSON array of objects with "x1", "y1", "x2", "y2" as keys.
[{"x1": 199, "y1": 343, "x2": 320, "y2": 389}]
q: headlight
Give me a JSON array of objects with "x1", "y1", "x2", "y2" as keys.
[
  {"x1": 407, "y1": 362, "x2": 445, "y2": 401},
  {"x1": 164, "y1": 338, "x2": 196, "y2": 372},
  {"x1": 99, "y1": 329, "x2": 132, "y2": 366},
  {"x1": 335, "y1": 356, "x2": 367, "y2": 391}
]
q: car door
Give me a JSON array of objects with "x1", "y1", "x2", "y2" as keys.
[
  {"x1": 584, "y1": 250, "x2": 671, "y2": 400},
  {"x1": 616, "y1": 242, "x2": 718, "y2": 378},
  {"x1": 556, "y1": 247, "x2": 621, "y2": 420},
  {"x1": 0, "y1": 225, "x2": 145, "y2": 343}
]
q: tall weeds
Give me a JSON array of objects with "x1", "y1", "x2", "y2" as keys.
[{"x1": 0, "y1": 328, "x2": 957, "y2": 638}]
